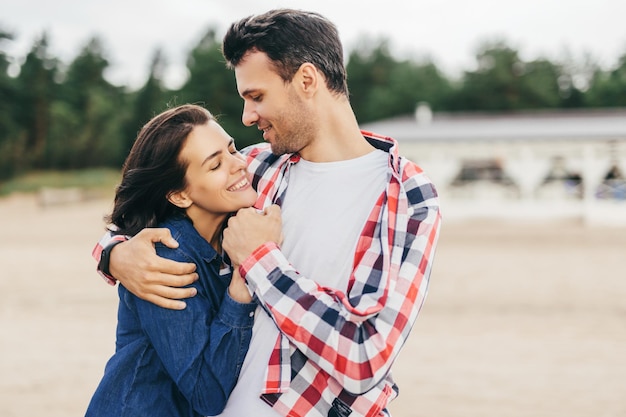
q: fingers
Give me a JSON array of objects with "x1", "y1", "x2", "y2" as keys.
[
  {"x1": 154, "y1": 257, "x2": 197, "y2": 277},
  {"x1": 153, "y1": 282, "x2": 197, "y2": 300},
  {"x1": 136, "y1": 227, "x2": 180, "y2": 248},
  {"x1": 264, "y1": 204, "x2": 281, "y2": 217},
  {"x1": 143, "y1": 292, "x2": 190, "y2": 310},
  {"x1": 136, "y1": 279, "x2": 198, "y2": 310},
  {"x1": 134, "y1": 270, "x2": 198, "y2": 289}
]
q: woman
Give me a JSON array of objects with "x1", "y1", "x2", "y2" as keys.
[{"x1": 86, "y1": 104, "x2": 258, "y2": 417}]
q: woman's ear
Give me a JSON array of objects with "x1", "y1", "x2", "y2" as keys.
[{"x1": 167, "y1": 190, "x2": 192, "y2": 209}]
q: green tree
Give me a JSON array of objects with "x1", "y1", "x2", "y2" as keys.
[
  {"x1": 13, "y1": 32, "x2": 58, "y2": 170},
  {"x1": 452, "y1": 42, "x2": 525, "y2": 111},
  {"x1": 518, "y1": 58, "x2": 562, "y2": 108},
  {"x1": 585, "y1": 52, "x2": 626, "y2": 107},
  {"x1": 177, "y1": 28, "x2": 259, "y2": 148},
  {"x1": 347, "y1": 37, "x2": 452, "y2": 123},
  {"x1": 120, "y1": 48, "x2": 169, "y2": 160},
  {"x1": 49, "y1": 37, "x2": 126, "y2": 168},
  {"x1": 555, "y1": 51, "x2": 596, "y2": 108},
  {"x1": 0, "y1": 28, "x2": 20, "y2": 178},
  {"x1": 451, "y1": 41, "x2": 563, "y2": 111},
  {"x1": 347, "y1": 38, "x2": 398, "y2": 122}
]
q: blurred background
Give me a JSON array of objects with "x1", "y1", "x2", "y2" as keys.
[
  {"x1": 1, "y1": 0, "x2": 626, "y2": 189},
  {"x1": 0, "y1": 1, "x2": 625, "y2": 416}
]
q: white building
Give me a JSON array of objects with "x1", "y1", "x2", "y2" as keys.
[{"x1": 360, "y1": 106, "x2": 626, "y2": 225}]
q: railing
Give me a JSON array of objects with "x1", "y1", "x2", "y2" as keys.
[{"x1": 596, "y1": 179, "x2": 626, "y2": 200}]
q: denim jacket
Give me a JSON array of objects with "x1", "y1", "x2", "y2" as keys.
[{"x1": 86, "y1": 216, "x2": 256, "y2": 417}]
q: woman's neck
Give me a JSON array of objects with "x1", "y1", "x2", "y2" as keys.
[{"x1": 185, "y1": 208, "x2": 227, "y2": 253}]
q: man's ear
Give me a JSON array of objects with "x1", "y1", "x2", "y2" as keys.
[
  {"x1": 297, "y1": 62, "x2": 319, "y2": 95},
  {"x1": 167, "y1": 190, "x2": 192, "y2": 209}
]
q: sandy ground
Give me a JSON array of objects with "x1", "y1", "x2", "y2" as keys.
[{"x1": 0, "y1": 193, "x2": 625, "y2": 417}]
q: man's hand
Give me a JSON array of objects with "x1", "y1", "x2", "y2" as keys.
[
  {"x1": 222, "y1": 205, "x2": 283, "y2": 266},
  {"x1": 109, "y1": 228, "x2": 198, "y2": 310}
]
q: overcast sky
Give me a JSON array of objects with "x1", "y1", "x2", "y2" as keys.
[{"x1": 3, "y1": 0, "x2": 626, "y2": 89}]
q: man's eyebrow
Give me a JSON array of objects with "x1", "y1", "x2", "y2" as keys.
[{"x1": 240, "y1": 88, "x2": 258, "y2": 98}]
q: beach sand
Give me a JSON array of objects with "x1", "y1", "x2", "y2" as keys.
[{"x1": 1, "y1": 194, "x2": 624, "y2": 417}]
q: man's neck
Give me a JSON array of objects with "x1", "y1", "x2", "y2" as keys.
[{"x1": 299, "y1": 101, "x2": 374, "y2": 163}]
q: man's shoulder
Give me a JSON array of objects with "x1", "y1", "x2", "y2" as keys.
[
  {"x1": 242, "y1": 142, "x2": 272, "y2": 159},
  {"x1": 243, "y1": 143, "x2": 292, "y2": 174},
  {"x1": 398, "y1": 157, "x2": 439, "y2": 206}
]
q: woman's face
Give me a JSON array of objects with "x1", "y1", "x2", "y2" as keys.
[{"x1": 175, "y1": 120, "x2": 257, "y2": 224}]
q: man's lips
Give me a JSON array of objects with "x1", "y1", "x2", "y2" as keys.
[{"x1": 259, "y1": 125, "x2": 271, "y2": 141}]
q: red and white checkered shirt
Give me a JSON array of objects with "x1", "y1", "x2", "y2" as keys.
[
  {"x1": 238, "y1": 132, "x2": 441, "y2": 417},
  {"x1": 93, "y1": 131, "x2": 441, "y2": 417}
]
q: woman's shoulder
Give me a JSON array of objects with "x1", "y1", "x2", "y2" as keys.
[{"x1": 155, "y1": 216, "x2": 215, "y2": 263}]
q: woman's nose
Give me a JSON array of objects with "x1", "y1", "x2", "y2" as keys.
[{"x1": 230, "y1": 152, "x2": 247, "y2": 171}]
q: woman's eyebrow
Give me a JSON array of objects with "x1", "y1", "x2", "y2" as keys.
[
  {"x1": 200, "y1": 139, "x2": 234, "y2": 166},
  {"x1": 201, "y1": 150, "x2": 222, "y2": 167}
]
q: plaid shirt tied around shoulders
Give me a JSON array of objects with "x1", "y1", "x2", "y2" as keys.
[{"x1": 238, "y1": 131, "x2": 441, "y2": 417}]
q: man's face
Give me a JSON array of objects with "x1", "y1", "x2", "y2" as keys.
[{"x1": 234, "y1": 51, "x2": 315, "y2": 156}]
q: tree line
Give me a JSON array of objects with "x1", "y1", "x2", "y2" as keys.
[{"x1": 1, "y1": 26, "x2": 625, "y2": 180}]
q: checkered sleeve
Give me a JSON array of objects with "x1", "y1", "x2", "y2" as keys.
[
  {"x1": 240, "y1": 157, "x2": 441, "y2": 395},
  {"x1": 243, "y1": 143, "x2": 293, "y2": 210},
  {"x1": 92, "y1": 231, "x2": 127, "y2": 285}
]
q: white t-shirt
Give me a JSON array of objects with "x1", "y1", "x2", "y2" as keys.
[{"x1": 219, "y1": 149, "x2": 388, "y2": 417}]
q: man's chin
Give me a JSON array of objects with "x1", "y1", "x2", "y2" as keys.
[{"x1": 269, "y1": 144, "x2": 287, "y2": 156}]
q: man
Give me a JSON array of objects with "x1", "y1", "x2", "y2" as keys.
[{"x1": 93, "y1": 9, "x2": 441, "y2": 417}]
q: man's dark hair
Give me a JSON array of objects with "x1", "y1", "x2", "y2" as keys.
[{"x1": 222, "y1": 8, "x2": 348, "y2": 97}]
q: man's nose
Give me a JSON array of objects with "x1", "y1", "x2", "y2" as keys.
[{"x1": 241, "y1": 102, "x2": 258, "y2": 127}]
